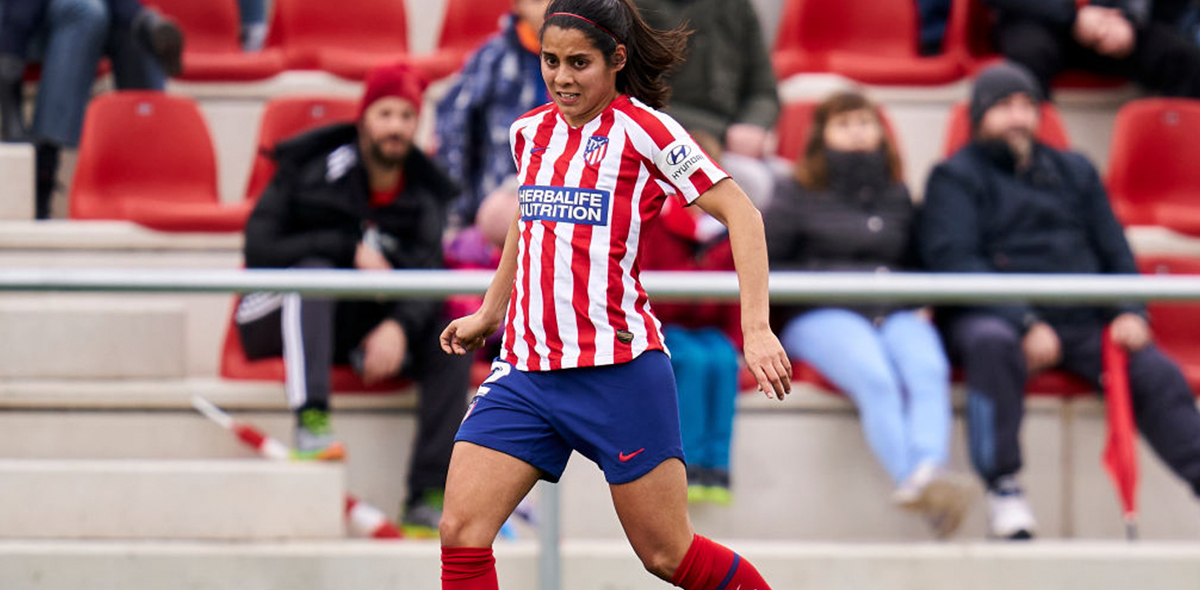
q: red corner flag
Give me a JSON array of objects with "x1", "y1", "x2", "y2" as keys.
[{"x1": 1102, "y1": 328, "x2": 1139, "y2": 540}]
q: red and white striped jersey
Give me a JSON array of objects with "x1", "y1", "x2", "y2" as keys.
[{"x1": 501, "y1": 95, "x2": 729, "y2": 371}]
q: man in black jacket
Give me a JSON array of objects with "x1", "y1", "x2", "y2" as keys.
[
  {"x1": 984, "y1": 0, "x2": 1200, "y2": 97},
  {"x1": 921, "y1": 62, "x2": 1200, "y2": 540},
  {"x1": 240, "y1": 62, "x2": 470, "y2": 537}
]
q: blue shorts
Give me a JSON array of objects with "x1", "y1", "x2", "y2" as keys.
[{"x1": 455, "y1": 350, "x2": 685, "y2": 485}]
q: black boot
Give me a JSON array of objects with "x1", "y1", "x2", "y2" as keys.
[
  {"x1": 133, "y1": 9, "x2": 184, "y2": 78},
  {"x1": 35, "y1": 143, "x2": 59, "y2": 220},
  {"x1": 0, "y1": 54, "x2": 30, "y2": 143}
]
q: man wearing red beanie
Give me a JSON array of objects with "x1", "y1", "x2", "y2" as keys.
[{"x1": 240, "y1": 61, "x2": 471, "y2": 537}]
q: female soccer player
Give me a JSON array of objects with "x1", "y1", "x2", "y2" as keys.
[{"x1": 439, "y1": 0, "x2": 792, "y2": 587}]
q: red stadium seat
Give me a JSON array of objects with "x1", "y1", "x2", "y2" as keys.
[
  {"x1": 772, "y1": 0, "x2": 963, "y2": 84},
  {"x1": 142, "y1": 0, "x2": 285, "y2": 81},
  {"x1": 69, "y1": 91, "x2": 249, "y2": 231},
  {"x1": 1138, "y1": 256, "x2": 1200, "y2": 392},
  {"x1": 774, "y1": 101, "x2": 899, "y2": 164},
  {"x1": 941, "y1": 100, "x2": 1071, "y2": 157},
  {"x1": 245, "y1": 97, "x2": 359, "y2": 201},
  {"x1": 1106, "y1": 98, "x2": 1200, "y2": 234},
  {"x1": 266, "y1": 0, "x2": 410, "y2": 79},
  {"x1": 415, "y1": 0, "x2": 511, "y2": 81},
  {"x1": 944, "y1": 0, "x2": 1127, "y2": 89},
  {"x1": 219, "y1": 297, "x2": 410, "y2": 393}
]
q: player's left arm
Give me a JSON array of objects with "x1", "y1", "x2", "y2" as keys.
[{"x1": 693, "y1": 178, "x2": 792, "y2": 400}]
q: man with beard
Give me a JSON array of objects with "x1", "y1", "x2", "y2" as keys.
[
  {"x1": 920, "y1": 61, "x2": 1200, "y2": 540},
  {"x1": 240, "y1": 62, "x2": 470, "y2": 537}
]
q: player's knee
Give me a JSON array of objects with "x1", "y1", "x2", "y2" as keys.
[
  {"x1": 637, "y1": 545, "x2": 686, "y2": 580},
  {"x1": 438, "y1": 511, "x2": 491, "y2": 547}
]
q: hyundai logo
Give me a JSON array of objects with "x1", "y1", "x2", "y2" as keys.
[{"x1": 666, "y1": 144, "x2": 691, "y2": 166}]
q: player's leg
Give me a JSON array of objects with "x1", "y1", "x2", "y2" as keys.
[
  {"x1": 440, "y1": 442, "x2": 540, "y2": 590},
  {"x1": 610, "y1": 459, "x2": 772, "y2": 588}
]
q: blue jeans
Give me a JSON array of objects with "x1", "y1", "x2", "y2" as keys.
[
  {"x1": 11, "y1": 0, "x2": 164, "y2": 147},
  {"x1": 780, "y1": 309, "x2": 952, "y2": 484},
  {"x1": 238, "y1": 0, "x2": 266, "y2": 25},
  {"x1": 665, "y1": 326, "x2": 739, "y2": 471}
]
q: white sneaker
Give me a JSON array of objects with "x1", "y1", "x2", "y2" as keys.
[
  {"x1": 893, "y1": 461, "x2": 980, "y2": 538},
  {"x1": 987, "y1": 484, "x2": 1036, "y2": 540}
]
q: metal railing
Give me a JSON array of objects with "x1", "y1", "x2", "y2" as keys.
[{"x1": 4, "y1": 267, "x2": 1200, "y2": 590}]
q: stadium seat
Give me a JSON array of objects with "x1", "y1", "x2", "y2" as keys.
[
  {"x1": 944, "y1": 0, "x2": 1127, "y2": 89},
  {"x1": 69, "y1": 91, "x2": 251, "y2": 231},
  {"x1": 941, "y1": 100, "x2": 1071, "y2": 157},
  {"x1": 142, "y1": 0, "x2": 285, "y2": 81},
  {"x1": 1137, "y1": 256, "x2": 1200, "y2": 392},
  {"x1": 244, "y1": 97, "x2": 359, "y2": 201},
  {"x1": 772, "y1": 0, "x2": 963, "y2": 85},
  {"x1": 774, "y1": 101, "x2": 899, "y2": 164},
  {"x1": 219, "y1": 298, "x2": 410, "y2": 393},
  {"x1": 266, "y1": 0, "x2": 410, "y2": 79},
  {"x1": 414, "y1": 0, "x2": 511, "y2": 81},
  {"x1": 1106, "y1": 98, "x2": 1200, "y2": 234}
]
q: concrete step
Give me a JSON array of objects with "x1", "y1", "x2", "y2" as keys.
[
  {"x1": 0, "y1": 459, "x2": 345, "y2": 540},
  {"x1": 2, "y1": 539, "x2": 1199, "y2": 590},
  {"x1": 0, "y1": 144, "x2": 34, "y2": 220}
]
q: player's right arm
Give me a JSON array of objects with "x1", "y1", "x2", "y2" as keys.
[{"x1": 440, "y1": 211, "x2": 522, "y2": 355}]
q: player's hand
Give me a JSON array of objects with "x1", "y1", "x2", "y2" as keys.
[
  {"x1": 440, "y1": 312, "x2": 501, "y2": 355},
  {"x1": 355, "y1": 243, "x2": 392, "y2": 271},
  {"x1": 743, "y1": 326, "x2": 792, "y2": 401},
  {"x1": 362, "y1": 319, "x2": 407, "y2": 384},
  {"x1": 1022, "y1": 321, "x2": 1062, "y2": 373},
  {"x1": 1110, "y1": 313, "x2": 1152, "y2": 352}
]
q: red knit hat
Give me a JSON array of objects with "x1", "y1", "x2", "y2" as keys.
[{"x1": 358, "y1": 61, "x2": 427, "y2": 119}]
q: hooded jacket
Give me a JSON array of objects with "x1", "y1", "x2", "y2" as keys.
[{"x1": 244, "y1": 123, "x2": 458, "y2": 337}]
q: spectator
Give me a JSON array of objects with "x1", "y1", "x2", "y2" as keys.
[
  {"x1": 634, "y1": 0, "x2": 780, "y2": 208},
  {"x1": 240, "y1": 62, "x2": 471, "y2": 538},
  {"x1": 765, "y1": 90, "x2": 976, "y2": 538},
  {"x1": 985, "y1": 0, "x2": 1200, "y2": 97},
  {"x1": 921, "y1": 62, "x2": 1200, "y2": 540},
  {"x1": 238, "y1": 0, "x2": 267, "y2": 51},
  {"x1": 0, "y1": 0, "x2": 182, "y2": 217},
  {"x1": 435, "y1": 0, "x2": 551, "y2": 229},
  {"x1": 641, "y1": 148, "x2": 741, "y2": 504}
]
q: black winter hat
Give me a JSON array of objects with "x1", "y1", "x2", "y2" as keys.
[{"x1": 969, "y1": 61, "x2": 1042, "y2": 127}]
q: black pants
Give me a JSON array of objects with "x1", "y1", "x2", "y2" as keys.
[
  {"x1": 995, "y1": 16, "x2": 1200, "y2": 98},
  {"x1": 237, "y1": 258, "x2": 472, "y2": 501},
  {"x1": 948, "y1": 314, "x2": 1200, "y2": 496}
]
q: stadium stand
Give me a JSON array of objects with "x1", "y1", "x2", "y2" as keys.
[
  {"x1": 142, "y1": 0, "x2": 286, "y2": 82},
  {"x1": 1107, "y1": 98, "x2": 1200, "y2": 236},
  {"x1": 1138, "y1": 255, "x2": 1200, "y2": 392},
  {"x1": 265, "y1": 0, "x2": 411, "y2": 80},
  {"x1": 942, "y1": 100, "x2": 1071, "y2": 156},
  {"x1": 243, "y1": 96, "x2": 359, "y2": 201},
  {"x1": 773, "y1": 100, "x2": 899, "y2": 163},
  {"x1": 415, "y1": 0, "x2": 512, "y2": 81}
]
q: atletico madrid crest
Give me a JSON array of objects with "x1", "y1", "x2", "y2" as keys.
[{"x1": 583, "y1": 135, "x2": 609, "y2": 167}]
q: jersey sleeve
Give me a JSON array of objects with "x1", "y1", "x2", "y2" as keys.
[{"x1": 647, "y1": 113, "x2": 729, "y2": 204}]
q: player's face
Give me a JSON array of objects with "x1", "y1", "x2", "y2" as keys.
[
  {"x1": 359, "y1": 97, "x2": 418, "y2": 168},
  {"x1": 977, "y1": 93, "x2": 1039, "y2": 158},
  {"x1": 541, "y1": 25, "x2": 625, "y2": 127},
  {"x1": 822, "y1": 108, "x2": 884, "y2": 153}
]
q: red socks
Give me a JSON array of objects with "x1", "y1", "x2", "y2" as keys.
[
  {"x1": 670, "y1": 535, "x2": 771, "y2": 590},
  {"x1": 441, "y1": 547, "x2": 498, "y2": 590}
]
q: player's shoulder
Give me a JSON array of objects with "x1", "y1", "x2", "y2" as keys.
[
  {"x1": 510, "y1": 103, "x2": 557, "y2": 132},
  {"x1": 611, "y1": 96, "x2": 685, "y2": 148}
]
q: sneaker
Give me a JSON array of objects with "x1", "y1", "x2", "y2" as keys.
[
  {"x1": 986, "y1": 477, "x2": 1036, "y2": 540},
  {"x1": 401, "y1": 489, "x2": 444, "y2": 539},
  {"x1": 134, "y1": 9, "x2": 184, "y2": 77},
  {"x1": 291, "y1": 409, "x2": 346, "y2": 461},
  {"x1": 894, "y1": 461, "x2": 979, "y2": 538},
  {"x1": 686, "y1": 465, "x2": 708, "y2": 504}
]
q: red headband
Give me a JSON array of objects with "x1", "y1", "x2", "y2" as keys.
[{"x1": 547, "y1": 12, "x2": 621, "y2": 44}]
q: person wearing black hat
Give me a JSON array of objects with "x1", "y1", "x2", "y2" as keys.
[{"x1": 920, "y1": 61, "x2": 1200, "y2": 540}]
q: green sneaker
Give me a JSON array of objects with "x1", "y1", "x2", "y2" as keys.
[
  {"x1": 702, "y1": 468, "x2": 733, "y2": 506},
  {"x1": 291, "y1": 409, "x2": 346, "y2": 461},
  {"x1": 401, "y1": 489, "x2": 445, "y2": 539}
]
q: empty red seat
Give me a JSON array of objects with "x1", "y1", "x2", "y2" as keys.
[
  {"x1": 772, "y1": 0, "x2": 963, "y2": 84},
  {"x1": 941, "y1": 100, "x2": 1071, "y2": 157},
  {"x1": 142, "y1": 0, "x2": 284, "y2": 81},
  {"x1": 219, "y1": 297, "x2": 410, "y2": 393},
  {"x1": 245, "y1": 96, "x2": 359, "y2": 201},
  {"x1": 69, "y1": 91, "x2": 249, "y2": 231},
  {"x1": 1138, "y1": 256, "x2": 1200, "y2": 392},
  {"x1": 1106, "y1": 98, "x2": 1200, "y2": 234},
  {"x1": 266, "y1": 0, "x2": 409, "y2": 80},
  {"x1": 414, "y1": 0, "x2": 511, "y2": 81},
  {"x1": 774, "y1": 100, "x2": 899, "y2": 164}
]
